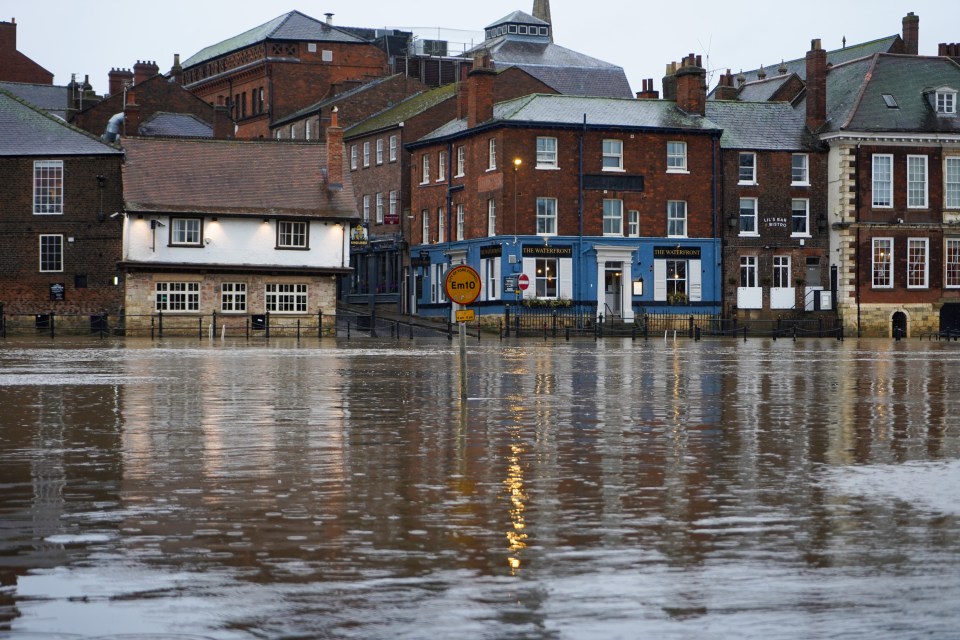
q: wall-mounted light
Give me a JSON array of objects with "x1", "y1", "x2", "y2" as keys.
[
  {"x1": 263, "y1": 218, "x2": 270, "y2": 224},
  {"x1": 150, "y1": 219, "x2": 165, "y2": 229}
]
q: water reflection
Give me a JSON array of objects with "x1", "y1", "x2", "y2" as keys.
[{"x1": 0, "y1": 338, "x2": 958, "y2": 638}]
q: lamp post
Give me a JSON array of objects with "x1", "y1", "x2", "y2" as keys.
[{"x1": 513, "y1": 157, "x2": 522, "y2": 240}]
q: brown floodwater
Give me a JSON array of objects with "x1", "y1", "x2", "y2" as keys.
[{"x1": 1, "y1": 336, "x2": 959, "y2": 639}]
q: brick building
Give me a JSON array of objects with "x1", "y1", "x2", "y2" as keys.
[
  {"x1": 0, "y1": 89, "x2": 124, "y2": 331},
  {"x1": 118, "y1": 115, "x2": 358, "y2": 334},
  {"x1": 343, "y1": 65, "x2": 556, "y2": 312},
  {"x1": 406, "y1": 59, "x2": 723, "y2": 322},
  {"x1": 74, "y1": 63, "x2": 232, "y2": 141},
  {"x1": 180, "y1": 11, "x2": 388, "y2": 139},
  {"x1": 0, "y1": 18, "x2": 53, "y2": 85}
]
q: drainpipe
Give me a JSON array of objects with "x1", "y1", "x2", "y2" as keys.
[{"x1": 578, "y1": 113, "x2": 585, "y2": 306}]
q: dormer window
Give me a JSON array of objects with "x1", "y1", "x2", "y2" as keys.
[{"x1": 937, "y1": 89, "x2": 957, "y2": 114}]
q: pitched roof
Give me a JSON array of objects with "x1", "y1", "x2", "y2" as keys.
[
  {"x1": 0, "y1": 81, "x2": 69, "y2": 117},
  {"x1": 485, "y1": 11, "x2": 549, "y2": 30},
  {"x1": 705, "y1": 100, "x2": 814, "y2": 150},
  {"x1": 344, "y1": 83, "x2": 456, "y2": 139},
  {"x1": 138, "y1": 112, "x2": 214, "y2": 138},
  {"x1": 0, "y1": 89, "x2": 121, "y2": 156},
  {"x1": 416, "y1": 93, "x2": 722, "y2": 145},
  {"x1": 121, "y1": 137, "x2": 357, "y2": 220},
  {"x1": 824, "y1": 53, "x2": 960, "y2": 134},
  {"x1": 273, "y1": 74, "x2": 405, "y2": 127},
  {"x1": 182, "y1": 11, "x2": 367, "y2": 69}
]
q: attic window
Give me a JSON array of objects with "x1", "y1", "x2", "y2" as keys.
[
  {"x1": 882, "y1": 94, "x2": 898, "y2": 109},
  {"x1": 322, "y1": 50, "x2": 333, "y2": 62},
  {"x1": 937, "y1": 90, "x2": 957, "y2": 114},
  {"x1": 508, "y1": 25, "x2": 517, "y2": 34}
]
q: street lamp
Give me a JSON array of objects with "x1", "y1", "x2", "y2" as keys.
[{"x1": 513, "y1": 157, "x2": 522, "y2": 241}]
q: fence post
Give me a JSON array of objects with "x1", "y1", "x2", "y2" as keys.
[
  {"x1": 644, "y1": 314, "x2": 648, "y2": 341},
  {"x1": 198, "y1": 315, "x2": 203, "y2": 340},
  {"x1": 505, "y1": 305, "x2": 511, "y2": 338},
  {"x1": 515, "y1": 313, "x2": 520, "y2": 337},
  {"x1": 297, "y1": 319, "x2": 301, "y2": 341},
  {"x1": 695, "y1": 326, "x2": 701, "y2": 341},
  {"x1": 265, "y1": 311, "x2": 270, "y2": 339},
  {"x1": 212, "y1": 310, "x2": 218, "y2": 339},
  {"x1": 158, "y1": 310, "x2": 163, "y2": 338},
  {"x1": 49, "y1": 311, "x2": 55, "y2": 339},
  {"x1": 688, "y1": 315, "x2": 694, "y2": 339},
  {"x1": 100, "y1": 312, "x2": 107, "y2": 339},
  {"x1": 0, "y1": 302, "x2": 4, "y2": 338},
  {"x1": 319, "y1": 310, "x2": 324, "y2": 339},
  {"x1": 552, "y1": 310, "x2": 558, "y2": 338},
  {"x1": 448, "y1": 321, "x2": 453, "y2": 340},
  {"x1": 793, "y1": 324, "x2": 797, "y2": 341},
  {"x1": 409, "y1": 321, "x2": 413, "y2": 340},
  {"x1": 566, "y1": 326, "x2": 570, "y2": 341},
  {"x1": 743, "y1": 325, "x2": 748, "y2": 342}
]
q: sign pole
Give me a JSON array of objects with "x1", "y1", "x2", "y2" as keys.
[
  {"x1": 458, "y1": 304, "x2": 467, "y2": 400},
  {"x1": 444, "y1": 265, "x2": 482, "y2": 403}
]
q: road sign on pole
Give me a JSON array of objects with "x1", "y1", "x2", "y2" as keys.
[
  {"x1": 445, "y1": 265, "x2": 482, "y2": 305},
  {"x1": 517, "y1": 273, "x2": 530, "y2": 291}
]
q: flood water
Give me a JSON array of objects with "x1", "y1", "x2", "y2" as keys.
[{"x1": 1, "y1": 335, "x2": 959, "y2": 639}]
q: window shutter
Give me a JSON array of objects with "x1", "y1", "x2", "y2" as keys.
[
  {"x1": 689, "y1": 260, "x2": 702, "y2": 301},
  {"x1": 654, "y1": 260, "x2": 667, "y2": 301}
]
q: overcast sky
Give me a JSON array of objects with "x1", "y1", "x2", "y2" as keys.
[{"x1": 7, "y1": 0, "x2": 958, "y2": 97}]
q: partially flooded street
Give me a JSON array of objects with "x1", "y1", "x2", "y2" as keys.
[{"x1": 1, "y1": 337, "x2": 959, "y2": 639}]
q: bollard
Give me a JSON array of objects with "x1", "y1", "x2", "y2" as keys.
[
  {"x1": 566, "y1": 326, "x2": 570, "y2": 341},
  {"x1": 695, "y1": 326, "x2": 700, "y2": 341},
  {"x1": 743, "y1": 325, "x2": 748, "y2": 342},
  {"x1": 793, "y1": 325, "x2": 797, "y2": 341},
  {"x1": 297, "y1": 319, "x2": 301, "y2": 341},
  {"x1": 319, "y1": 310, "x2": 324, "y2": 339}
]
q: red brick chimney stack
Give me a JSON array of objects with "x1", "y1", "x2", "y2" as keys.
[
  {"x1": 635, "y1": 79, "x2": 659, "y2": 100},
  {"x1": 133, "y1": 60, "x2": 159, "y2": 85},
  {"x1": 326, "y1": 106, "x2": 344, "y2": 190},
  {"x1": 805, "y1": 39, "x2": 827, "y2": 132},
  {"x1": 108, "y1": 68, "x2": 133, "y2": 97},
  {"x1": 212, "y1": 104, "x2": 232, "y2": 139},
  {"x1": 713, "y1": 69, "x2": 739, "y2": 100},
  {"x1": 0, "y1": 18, "x2": 16, "y2": 54},
  {"x1": 456, "y1": 64, "x2": 470, "y2": 121},
  {"x1": 169, "y1": 53, "x2": 182, "y2": 85},
  {"x1": 940, "y1": 42, "x2": 960, "y2": 63},
  {"x1": 124, "y1": 91, "x2": 141, "y2": 136},
  {"x1": 467, "y1": 54, "x2": 496, "y2": 128},
  {"x1": 902, "y1": 12, "x2": 919, "y2": 55},
  {"x1": 675, "y1": 53, "x2": 706, "y2": 116}
]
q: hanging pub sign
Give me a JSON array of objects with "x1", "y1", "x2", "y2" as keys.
[
  {"x1": 49, "y1": 283, "x2": 66, "y2": 301},
  {"x1": 350, "y1": 224, "x2": 369, "y2": 248}
]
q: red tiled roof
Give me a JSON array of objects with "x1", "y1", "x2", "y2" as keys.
[{"x1": 121, "y1": 137, "x2": 357, "y2": 220}]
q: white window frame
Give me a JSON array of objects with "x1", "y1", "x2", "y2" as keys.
[
  {"x1": 362, "y1": 141, "x2": 370, "y2": 167},
  {"x1": 739, "y1": 197, "x2": 758, "y2": 236},
  {"x1": 667, "y1": 200, "x2": 687, "y2": 238},
  {"x1": 39, "y1": 234, "x2": 63, "y2": 272},
  {"x1": 362, "y1": 195, "x2": 370, "y2": 222},
  {"x1": 536, "y1": 197, "x2": 557, "y2": 235},
  {"x1": 791, "y1": 199, "x2": 810, "y2": 237},
  {"x1": 738, "y1": 152, "x2": 756, "y2": 184},
  {"x1": 389, "y1": 190, "x2": 398, "y2": 219},
  {"x1": 171, "y1": 217, "x2": 202, "y2": 246},
  {"x1": 350, "y1": 145, "x2": 358, "y2": 170},
  {"x1": 482, "y1": 256, "x2": 500, "y2": 301},
  {"x1": 375, "y1": 138, "x2": 384, "y2": 165},
  {"x1": 437, "y1": 151, "x2": 446, "y2": 182},
  {"x1": 936, "y1": 89, "x2": 957, "y2": 114},
  {"x1": 667, "y1": 141, "x2": 687, "y2": 172},
  {"x1": 33, "y1": 160, "x2": 63, "y2": 215},
  {"x1": 946, "y1": 238, "x2": 960, "y2": 288},
  {"x1": 872, "y1": 154, "x2": 893, "y2": 208},
  {"x1": 536, "y1": 137, "x2": 558, "y2": 168},
  {"x1": 907, "y1": 237, "x2": 929, "y2": 289},
  {"x1": 421, "y1": 154, "x2": 430, "y2": 184},
  {"x1": 265, "y1": 283, "x2": 308, "y2": 313},
  {"x1": 156, "y1": 282, "x2": 199, "y2": 312},
  {"x1": 872, "y1": 237, "x2": 894, "y2": 288},
  {"x1": 375, "y1": 192, "x2": 384, "y2": 224},
  {"x1": 627, "y1": 210, "x2": 639, "y2": 237},
  {"x1": 602, "y1": 199, "x2": 623, "y2": 236},
  {"x1": 389, "y1": 134, "x2": 398, "y2": 162},
  {"x1": 456, "y1": 204, "x2": 465, "y2": 241},
  {"x1": 488, "y1": 138, "x2": 497, "y2": 170},
  {"x1": 221, "y1": 282, "x2": 247, "y2": 313},
  {"x1": 773, "y1": 255, "x2": 791, "y2": 288},
  {"x1": 907, "y1": 155, "x2": 928, "y2": 209},
  {"x1": 740, "y1": 255, "x2": 758, "y2": 288},
  {"x1": 277, "y1": 220, "x2": 308, "y2": 249},
  {"x1": 437, "y1": 207, "x2": 445, "y2": 243},
  {"x1": 791, "y1": 153, "x2": 809, "y2": 185},
  {"x1": 602, "y1": 139, "x2": 624, "y2": 171},
  {"x1": 487, "y1": 198, "x2": 497, "y2": 237},
  {"x1": 305, "y1": 120, "x2": 312, "y2": 140},
  {"x1": 422, "y1": 210, "x2": 430, "y2": 244},
  {"x1": 535, "y1": 258, "x2": 559, "y2": 298},
  {"x1": 946, "y1": 157, "x2": 960, "y2": 209},
  {"x1": 455, "y1": 146, "x2": 466, "y2": 177}
]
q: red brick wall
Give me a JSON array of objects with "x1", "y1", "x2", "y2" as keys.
[
  {"x1": 0, "y1": 20, "x2": 54, "y2": 84},
  {"x1": 0, "y1": 155, "x2": 124, "y2": 316}
]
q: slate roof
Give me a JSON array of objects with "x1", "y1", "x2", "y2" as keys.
[
  {"x1": 730, "y1": 35, "x2": 900, "y2": 87},
  {"x1": 0, "y1": 81, "x2": 69, "y2": 117},
  {"x1": 416, "y1": 93, "x2": 722, "y2": 145},
  {"x1": 485, "y1": 11, "x2": 549, "y2": 29},
  {"x1": 121, "y1": 137, "x2": 357, "y2": 220},
  {"x1": 823, "y1": 53, "x2": 960, "y2": 134},
  {"x1": 182, "y1": 11, "x2": 367, "y2": 69},
  {"x1": 344, "y1": 83, "x2": 456, "y2": 139},
  {"x1": 138, "y1": 112, "x2": 213, "y2": 138},
  {"x1": 705, "y1": 100, "x2": 813, "y2": 151},
  {"x1": 0, "y1": 89, "x2": 121, "y2": 156},
  {"x1": 274, "y1": 74, "x2": 401, "y2": 127},
  {"x1": 732, "y1": 76, "x2": 794, "y2": 103}
]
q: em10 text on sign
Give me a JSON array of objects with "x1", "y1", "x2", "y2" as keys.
[{"x1": 444, "y1": 265, "x2": 482, "y2": 305}]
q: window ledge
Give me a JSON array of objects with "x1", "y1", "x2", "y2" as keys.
[
  {"x1": 738, "y1": 180, "x2": 758, "y2": 186},
  {"x1": 536, "y1": 165, "x2": 560, "y2": 170},
  {"x1": 666, "y1": 168, "x2": 689, "y2": 175},
  {"x1": 602, "y1": 167, "x2": 626, "y2": 173},
  {"x1": 738, "y1": 232, "x2": 760, "y2": 238},
  {"x1": 790, "y1": 233, "x2": 812, "y2": 238}
]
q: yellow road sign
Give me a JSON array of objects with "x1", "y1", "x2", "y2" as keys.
[
  {"x1": 444, "y1": 265, "x2": 482, "y2": 304},
  {"x1": 456, "y1": 309, "x2": 475, "y2": 323}
]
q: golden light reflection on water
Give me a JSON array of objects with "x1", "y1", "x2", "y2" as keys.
[{"x1": 505, "y1": 442, "x2": 528, "y2": 575}]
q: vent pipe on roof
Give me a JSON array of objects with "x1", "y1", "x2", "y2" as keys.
[
  {"x1": 102, "y1": 112, "x2": 124, "y2": 143},
  {"x1": 325, "y1": 13, "x2": 333, "y2": 25}
]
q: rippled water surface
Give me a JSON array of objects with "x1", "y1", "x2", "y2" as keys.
[{"x1": 1, "y1": 336, "x2": 959, "y2": 639}]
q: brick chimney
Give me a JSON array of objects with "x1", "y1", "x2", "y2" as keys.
[
  {"x1": 805, "y1": 39, "x2": 827, "y2": 132},
  {"x1": 713, "y1": 69, "x2": 739, "y2": 100},
  {"x1": 902, "y1": 12, "x2": 919, "y2": 55},
  {"x1": 212, "y1": 104, "x2": 232, "y2": 139},
  {"x1": 662, "y1": 61, "x2": 678, "y2": 102},
  {"x1": 940, "y1": 42, "x2": 960, "y2": 63},
  {"x1": 467, "y1": 55, "x2": 496, "y2": 128},
  {"x1": 326, "y1": 106, "x2": 344, "y2": 190},
  {"x1": 108, "y1": 68, "x2": 133, "y2": 97},
  {"x1": 133, "y1": 60, "x2": 159, "y2": 85},
  {"x1": 456, "y1": 63, "x2": 470, "y2": 120},
  {"x1": 124, "y1": 91, "x2": 141, "y2": 136},
  {"x1": 635, "y1": 78, "x2": 659, "y2": 100},
  {"x1": 169, "y1": 53, "x2": 182, "y2": 85},
  {"x1": 675, "y1": 54, "x2": 706, "y2": 116},
  {"x1": 0, "y1": 18, "x2": 16, "y2": 55}
]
